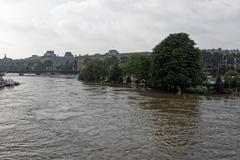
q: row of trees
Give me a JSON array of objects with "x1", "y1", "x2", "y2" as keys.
[
  {"x1": 215, "y1": 70, "x2": 240, "y2": 93},
  {"x1": 224, "y1": 70, "x2": 240, "y2": 89},
  {"x1": 79, "y1": 33, "x2": 205, "y2": 92},
  {"x1": 28, "y1": 60, "x2": 76, "y2": 72},
  {"x1": 78, "y1": 54, "x2": 152, "y2": 84}
]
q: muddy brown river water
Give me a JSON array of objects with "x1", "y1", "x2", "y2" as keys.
[{"x1": 0, "y1": 75, "x2": 239, "y2": 160}]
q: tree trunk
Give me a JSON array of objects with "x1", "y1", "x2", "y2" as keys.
[{"x1": 177, "y1": 86, "x2": 182, "y2": 95}]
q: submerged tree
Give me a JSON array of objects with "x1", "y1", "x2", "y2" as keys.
[
  {"x1": 215, "y1": 77, "x2": 225, "y2": 93},
  {"x1": 79, "y1": 59, "x2": 108, "y2": 82},
  {"x1": 151, "y1": 33, "x2": 204, "y2": 90},
  {"x1": 109, "y1": 64, "x2": 123, "y2": 83},
  {"x1": 224, "y1": 70, "x2": 239, "y2": 89},
  {"x1": 126, "y1": 76, "x2": 132, "y2": 84}
]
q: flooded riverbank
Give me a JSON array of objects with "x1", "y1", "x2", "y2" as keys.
[{"x1": 0, "y1": 75, "x2": 239, "y2": 160}]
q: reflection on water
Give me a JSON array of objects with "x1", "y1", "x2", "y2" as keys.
[{"x1": 0, "y1": 75, "x2": 239, "y2": 160}]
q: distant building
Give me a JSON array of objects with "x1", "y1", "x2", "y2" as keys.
[
  {"x1": 0, "y1": 51, "x2": 78, "y2": 73},
  {"x1": 202, "y1": 48, "x2": 240, "y2": 74},
  {"x1": 44, "y1": 51, "x2": 56, "y2": 57},
  {"x1": 28, "y1": 55, "x2": 39, "y2": 60},
  {"x1": 1, "y1": 54, "x2": 12, "y2": 62},
  {"x1": 64, "y1": 52, "x2": 74, "y2": 59},
  {"x1": 106, "y1": 50, "x2": 119, "y2": 55}
]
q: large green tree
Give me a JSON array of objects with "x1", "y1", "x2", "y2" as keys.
[{"x1": 151, "y1": 33, "x2": 204, "y2": 90}]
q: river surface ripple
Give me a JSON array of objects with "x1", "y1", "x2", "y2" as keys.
[{"x1": 0, "y1": 75, "x2": 239, "y2": 160}]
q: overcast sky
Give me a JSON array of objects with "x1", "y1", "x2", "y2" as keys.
[{"x1": 0, "y1": 0, "x2": 239, "y2": 59}]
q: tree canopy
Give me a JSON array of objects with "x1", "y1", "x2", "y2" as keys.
[
  {"x1": 151, "y1": 33, "x2": 204, "y2": 89},
  {"x1": 224, "y1": 70, "x2": 240, "y2": 89},
  {"x1": 79, "y1": 59, "x2": 108, "y2": 82},
  {"x1": 121, "y1": 55, "x2": 151, "y2": 83},
  {"x1": 109, "y1": 64, "x2": 123, "y2": 83}
]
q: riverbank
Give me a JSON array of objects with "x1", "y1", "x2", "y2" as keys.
[
  {"x1": 184, "y1": 87, "x2": 240, "y2": 96},
  {"x1": 80, "y1": 81, "x2": 239, "y2": 96}
]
